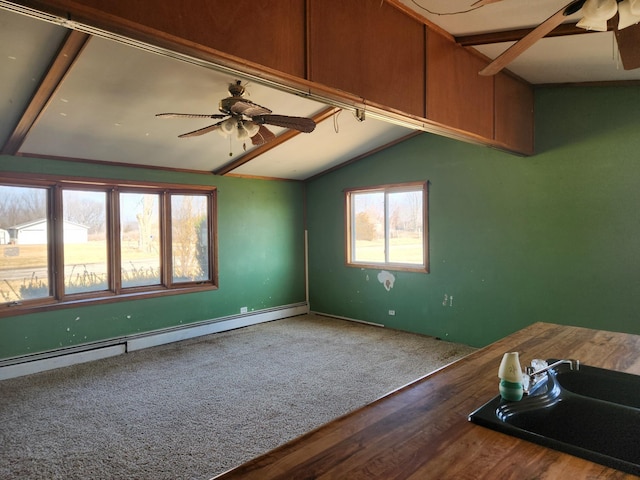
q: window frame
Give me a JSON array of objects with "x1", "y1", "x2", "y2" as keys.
[
  {"x1": 0, "y1": 173, "x2": 217, "y2": 317},
  {"x1": 345, "y1": 181, "x2": 429, "y2": 273}
]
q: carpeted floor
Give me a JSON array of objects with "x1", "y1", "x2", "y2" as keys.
[{"x1": 0, "y1": 313, "x2": 476, "y2": 480}]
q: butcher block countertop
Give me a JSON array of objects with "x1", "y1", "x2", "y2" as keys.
[{"x1": 213, "y1": 322, "x2": 640, "y2": 479}]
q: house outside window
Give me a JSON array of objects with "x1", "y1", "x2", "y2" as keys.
[{"x1": 0, "y1": 177, "x2": 217, "y2": 316}]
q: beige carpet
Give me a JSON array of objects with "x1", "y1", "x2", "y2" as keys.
[{"x1": 0, "y1": 313, "x2": 476, "y2": 480}]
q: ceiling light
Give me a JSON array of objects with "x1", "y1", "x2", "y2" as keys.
[
  {"x1": 577, "y1": 0, "x2": 618, "y2": 31},
  {"x1": 576, "y1": 0, "x2": 640, "y2": 31},
  {"x1": 618, "y1": 0, "x2": 640, "y2": 29},
  {"x1": 217, "y1": 118, "x2": 260, "y2": 141},
  {"x1": 236, "y1": 121, "x2": 260, "y2": 140},
  {"x1": 242, "y1": 121, "x2": 260, "y2": 137},
  {"x1": 217, "y1": 118, "x2": 236, "y2": 137}
]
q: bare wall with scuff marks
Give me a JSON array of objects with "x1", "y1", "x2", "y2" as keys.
[
  {"x1": 0, "y1": 157, "x2": 306, "y2": 360},
  {"x1": 306, "y1": 86, "x2": 640, "y2": 347}
]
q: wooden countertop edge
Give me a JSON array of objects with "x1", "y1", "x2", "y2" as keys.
[{"x1": 212, "y1": 322, "x2": 640, "y2": 479}]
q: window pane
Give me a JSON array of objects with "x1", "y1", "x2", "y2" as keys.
[
  {"x1": 171, "y1": 194, "x2": 209, "y2": 283},
  {"x1": 120, "y1": 193, "x2": 161, "y2": 288},
  {"x1": 388, "y1": 190, "x2": 424, "y2": 265},
  {"x1": 0, "y1": 186, "x2": 50, "y2": 302},
  {"x1": 63, "y1": 190, "x2": 108, "y2": 294},
  {"x1": 352, "y1": 192, "x2": 385, "y2": 263}
]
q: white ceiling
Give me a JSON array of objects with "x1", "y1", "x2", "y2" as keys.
[
  {"x1": 0, "y1": 6, "x2": 413, "y2": 180},
  {"x1": 402, "y1": 0, "x2": 640, "y2": 84},
  {"x1": 2, "y1": 2, "x2": 639, "y2": 181}
]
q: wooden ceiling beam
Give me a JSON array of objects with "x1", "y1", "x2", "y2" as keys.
[
  {"x1": 213, "y1": 106, "x2": 340, "y2": 176},
  {"x1": 1, "y1": 30, "x2": 90, "y2": 155},
  {"x1": 455, "y1": 23, "x2": 601, "y2": 47}
]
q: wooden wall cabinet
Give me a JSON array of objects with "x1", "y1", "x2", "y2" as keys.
[
  {"x1": 426, "y1": 30, "x2": 494, "y2": 140},
  {"x1": 16, "y1": 0, "x2": 535, "y2": 155},
  {"x1": 307, "y1": 0, "x2": 425, "y2": 118},
  {"x1": 495, "y1": 72, "x2": 535, "y2": 155},
  {"x1": 25, "y1": 0, "x2": 308, "y2": 78}
]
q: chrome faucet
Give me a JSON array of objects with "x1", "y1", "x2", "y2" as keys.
[{"x1": 523, "y1": 359, "x2": 580, "y2": 394}]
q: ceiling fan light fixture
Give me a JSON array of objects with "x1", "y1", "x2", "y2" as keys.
[
  {"x1": 243, "y1": 120, "x2": 260, "y2": 137},
  {"x1": 236, "y1": 126, "x2": 250, "y2": 140},
  {"x1": 218, "y1": 117, "x2": 236, "y2": 137},
  {"x1": 576, "y1": 16, "x2": 610, "y2": 30},
  {"x1": 618, "y1": 0, "x2": 640, "y2": 29},
  {"x1": 626, "y1": 0, "x2": 640, "y2": 15},
  {"x1": 577, "y1": 0, "x2": 618, "y2": 30},
  {"x1": 582, "y1": 0, "x2": 618, "y2": 19}
]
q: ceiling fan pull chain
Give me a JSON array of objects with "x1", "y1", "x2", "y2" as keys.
[
  {"x1": 612, "y1": 32, "x2": 620, "y2": 69},
  {"x1": 333, "y1": 110, "x2": 341, "y2": 134}
]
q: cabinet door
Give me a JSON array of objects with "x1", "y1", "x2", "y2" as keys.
[
  {"x1": 426, "y1": 30, "x2": 494, "y2": 139},
  {"x1": 308, "y1": 0, "x2": 425, "y2": 117},
  {"x1": 495, "y1": 73, "x2": 534, "y2": 155},
  {"x1": 57, "y1": 0, "x2": 308, "y2": 78}
]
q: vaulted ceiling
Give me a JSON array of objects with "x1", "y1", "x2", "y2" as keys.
[
  {"x1": 0, "y1": 5, "x2": 416, "y2": 180},
  {"x1": 2, "y1": 1, "x2": 639, "y2": 181},
  {"x1": 405, "y1": 0, "x2": 640, "y2": 84}
]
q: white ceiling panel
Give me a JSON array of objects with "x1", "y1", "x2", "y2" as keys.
[
  {"x1": 0, "y1": 11, "x2": 67, "y2": 145},
  {"x1": 20, "y1": 35, "x2": 327, "y2": 173},
  {"x1": 232, "y1": 112, "x2": 415, "y2": 180}
]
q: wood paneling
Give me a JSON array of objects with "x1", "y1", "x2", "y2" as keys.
[
  {"x1": 426, "y1": 30, "x2": 494, "y2": 139},
  {"x1": 308, "y1": 0, "x2": 425, "y2": 117},
  {"x1": 495, "y1": 72, "x2": 534, "y2": 154},
  {"x1": 16, "y1": 0, "x2": 536, "y2": 155},
  {"x1": 214, "y1": 323, "x2": 640, "y2": 479},
  {"x1": 26, "y1": 0, "x2": 307, "y2": 78}
]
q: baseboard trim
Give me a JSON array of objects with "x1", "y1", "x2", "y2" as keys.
[
  {"x1": 0, "y1": 345, "x2": 126, "y2": 381},
  {"x1": 310, "y1": 311, "x2": 385, "y2": 328},
  {"x1": 0, "y1": 303, "x2": 308, "y2": 380},
  {"x1": 127, "y1": 304, "x2": 308, "y2": 352}
]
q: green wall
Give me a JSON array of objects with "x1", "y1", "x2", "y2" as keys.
[
  {"x1": 0, "y1": 156, "x2": 306, "y2": 359},
  {"x1": 306, "y1": 86, "x2": 640, "y2": 347},
  {"x1": 3, "y1": 85, "x2": 639, "y2": 357}
]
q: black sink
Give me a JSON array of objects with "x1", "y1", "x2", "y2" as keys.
[{"x1": 469, "y1": 360, "x2": 640, "y2": 475}]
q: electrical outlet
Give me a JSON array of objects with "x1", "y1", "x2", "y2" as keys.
[
  {"x1": 388, "y1": 310, "x2": 395, "y2": 316},
  {"x1": 240, "y1": 306, "x2": 248, "y2": 314}
]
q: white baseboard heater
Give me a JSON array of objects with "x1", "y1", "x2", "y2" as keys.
[{"x1": 0, "y1": 303, "x2": 308, "y2": 381}]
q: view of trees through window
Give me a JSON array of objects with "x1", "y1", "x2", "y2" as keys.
[
  {"x1": 120, "y1": 192, "x2": 161, "y2": 288},
  {"x1": 171, "y1": 194, "x2": 209, "y2": 282},
  {"x1": 63, "y1": 189, "x2": 108, "y2": 294},
  {"x1": 348, "y1": 182, "x2": 427, "y2": 270},
  {"x1": 0, "y1": 179, "x2": 216, "y2": 311}
]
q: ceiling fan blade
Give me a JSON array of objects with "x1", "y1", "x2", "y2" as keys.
[
  {"x1": 177, "y1": 121, "x2": 225, "y2": 138},
  {"x1": 253, "y1": 115, "x2": 316, "y2": 133},
  {"x1": 471, "y1": 0, "x2": 504, "y2": 6},
  {"x1": 229, "y1": 99, "x2": 272, "y2": 117},
  {"x1": 615, "y1": 22, "x2": 640, "y2": 70},
  {"x1": 479, "y1": 0, "x2": 585, "y2": 76},
  {"x1": 156, "y1": 113, "x2": 227, "y2": 119},
  {"x1": 251, "y1": 125, "x2": 276, "y2": 146}
]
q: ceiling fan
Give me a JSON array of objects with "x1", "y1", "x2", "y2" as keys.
[
  {"x1": 156, "y1": 80, "x2": 316, "y2": 147},
  {"x1": 474, "y1": 0, "x2": 640, "y2": 75}
]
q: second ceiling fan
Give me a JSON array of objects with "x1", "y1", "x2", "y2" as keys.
[{"x1": 475, "y1": 0, "x2": 640, "y2": 75}]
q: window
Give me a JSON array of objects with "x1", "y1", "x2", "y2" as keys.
[
  {"x1": 170, "y1": 194, "x2": 210, "y2": 283},
  {"x1": 0, "y1": 176, "x2": 217, "y2": 316},
  {"x1": 63, "y1": 189, "x2": 109, "y2": 294},
  {"x1": 119, "y1": 192, "x2": 161, "y2": 288},
  {"x1": 0, "y1": 185, "x2": 50, "y2": 302},
  {"x1": 346, "y1": 182, "x2": 428, "y2": 272}
]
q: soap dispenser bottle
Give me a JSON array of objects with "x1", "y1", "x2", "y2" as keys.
[{"x1": 498, "y1": 352, "x2": 524, "y2": 401}]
